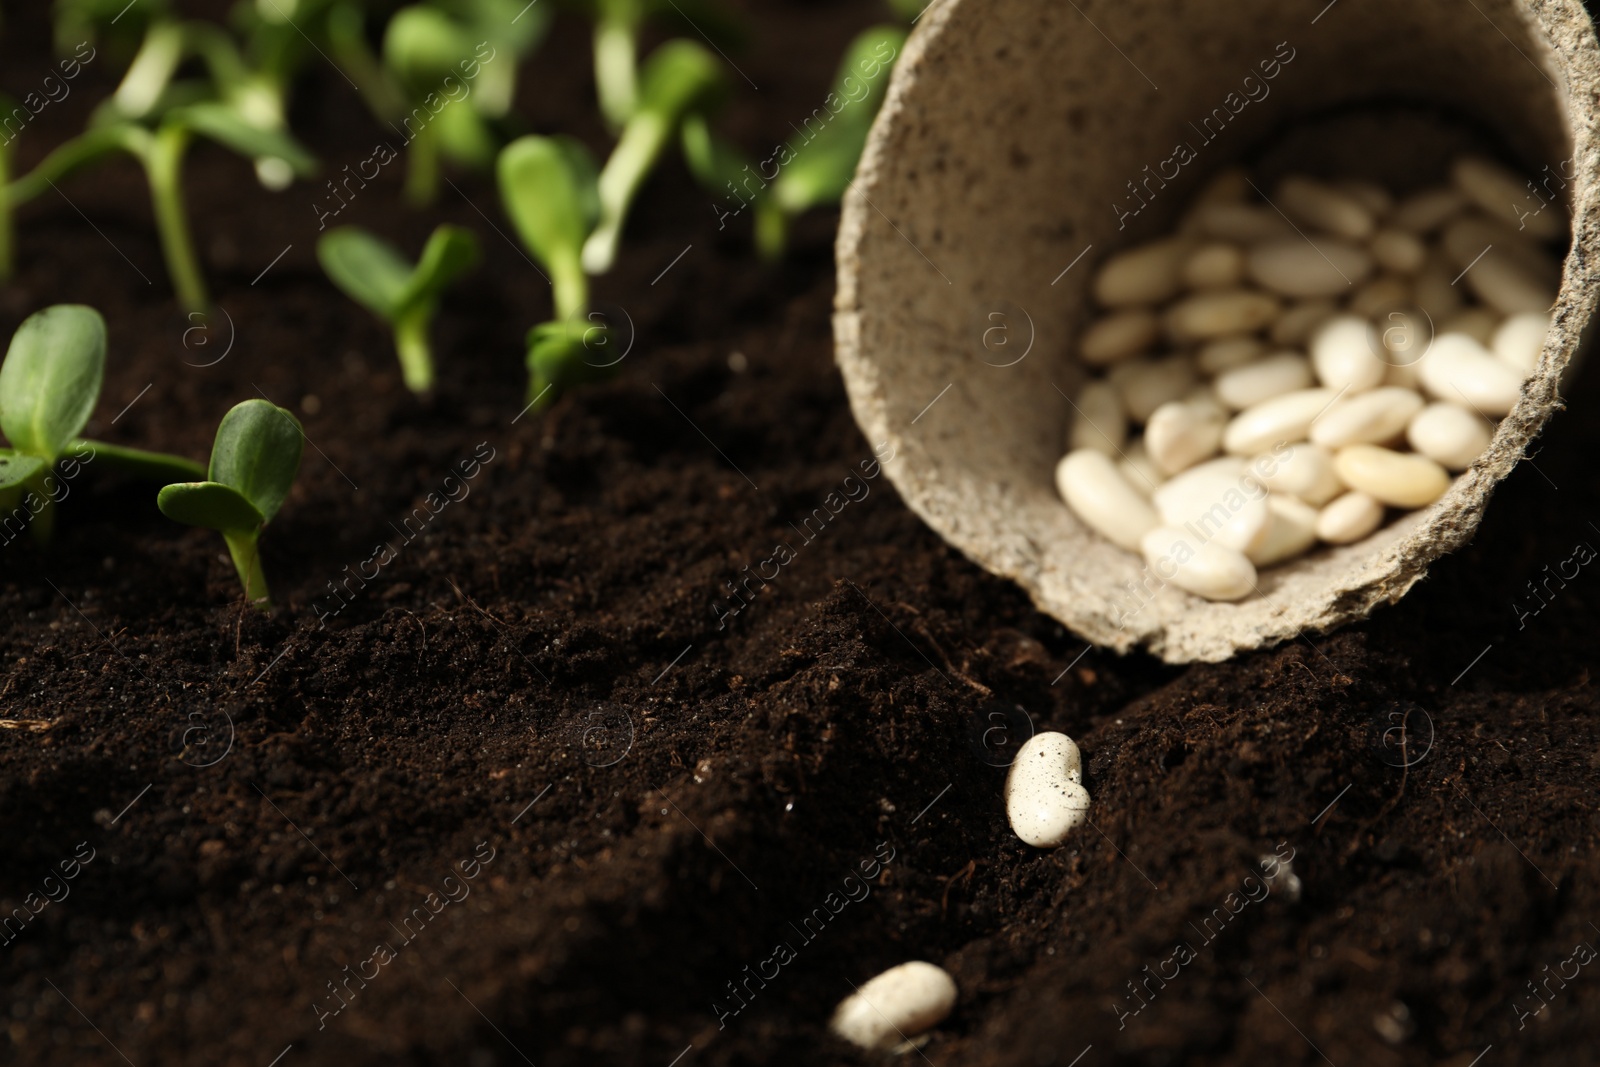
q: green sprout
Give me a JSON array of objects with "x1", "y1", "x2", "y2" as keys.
[
  {"x1": 495, "y1": 39, "x2": 722, "y2": 405},
  {"x1": 885, "y1": 0, "x2": 932, "y2": 20},
  {"x1": 53, "y1": 0, "x2": 167, "y2": 56},
  {"x1": 679, "y1": 111, "x2": 784, "y2": 259},
  {"x1": 6, "y1": 12, "x2": 318, "y2": 310},
  {"x1": 678, "y1": 25, "x2": 905, "y2": 260},
  {"x1": 0, "y1": 305, "x2": 204, "y2": 544},
  {"x1": 382, "y1": 0, "x2": 551, "y2": 205},
  {"x1": 157, "y1": 399, "x2": 302, "y2": 610},
  {"x1": 582, "y1": 39, "x2": 725, "y2": 274},
  {"x1": 592, "y1": 0, "x2": 647, "y2": 131},
  {"x1": 317, "y1": 224, "x2": 480, "y2": 395},
  {"x1": 498, "y1": 134, "x2": 609, "y2": 406},
  {"x1": 322, "y1": 2, "x2": 409, "y2": 124},
  {"x1": 103, "y1": 14, "x2": 316, "y2": 191},
  {"x1": 589, "y1": 0, "x2": 744, "y2": 131},
  {"x1": 7, "y1": 103, "x2": 315, "y2": 312},
  {"x1": 766, "y1": 28, "x2": 906, "y2": 225}
]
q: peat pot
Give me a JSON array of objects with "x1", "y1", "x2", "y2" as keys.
[{"x1": 834, "y1": 0, "x2": 1600, "y2": 662}]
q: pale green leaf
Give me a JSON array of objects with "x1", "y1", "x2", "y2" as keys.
[
  {"x1": 0, "y1": 305, "x2": 107, "y2": 462},
  {"x1": 157, "y1": 480, "x2": 265, "y2": 531},
  {"x1": 207, "y1": 398, "x2": 302, "y2": 522}
]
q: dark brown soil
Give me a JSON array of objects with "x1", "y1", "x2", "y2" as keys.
[{"x1": 3, "y1": 3, "x2": 1600, "y2": 1066}]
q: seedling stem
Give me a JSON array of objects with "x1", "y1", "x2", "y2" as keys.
[
  {"x1": 146, "y1": 123, "x2": 208, "y2": 312},
  {"x1": 224, "y1": 529, "x2": 270, "y2": 606},
  {"x1": 393, "y1": 305, "x2": 435, "y2": 393},
  {"x1": 404, "y1": 122, "x2": 441, "y2": 207}
]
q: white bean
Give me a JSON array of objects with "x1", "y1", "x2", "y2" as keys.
[
  {"x1": 1491, "y1": 311, "x2": 1549, "y2": 374},
  {"x1": 1334, "y1": 445, "x2": 1451, "y2": 508},
  {"x1": 1442, "y1": 214, "x2": 1555, "y2": 279},
  {"x1": 1249, "y1": 494, "x2": 1320, "y2": 566},
  {"x1": 1442, "y1": 215, "x2": 1559, "y2": 315},
  {"x1": 1277, "y1": 175, "x2": 1375, "y2": 240},
  {"x1": 1005, "y1": 732, "x2": 1089, "y2": 848},
  {"x1": 1270, "y1": 299, "x2": 1337, "y2": 346},
  {"x1": 1223, "y1": 388, "x2": 1338, "y2": 456},
  {"x1": 1407, "y1": 401, "x2": 1493, "y2": 470},
  {"x1": 1066, "y1": 380, "x2": 1127, "y2": 455},
  {"x1": 1164, "y1": 289, "x2": 1281, "y2": 343},
  {"x1": 1452, "y1": 154, "x2": 1564, "y2": 240},
  {"x1": 1093, "y1": 237, "x2": 1194, "y2": 307},
  {"x1": 1315, "y1": 490, "x2": 1385, "y2": 544},
  {"x1": 1140, "y1": 525, "x2": 1258, "y2": 601},
  {"x1": 1309, "y1": 387, "x2": 1425, "y2": 448},
  {"x1": 1385, "y1": 355, "x2": 1424, "y2": 391},
  {"x1": 1348, "y1": 274, "x2": 1413, "y2": 319},
  {"x1": 1182, "y1": 242, "x2": 1245, "y2": 290},
  {"x1": 1184, "y1": 383, "x2": 1228, "y2": 420},
  {"x1": 1253, "y1": 441, "x2": 1344, "y2": 506},
  {"x1": 1375, "y1": 307, "x2": 1430, "y2": 384},
  {"x1": 1195, "y1": 167, "x2": 1251, "y2": 205},
  {"x1": 1109, "y1": 354, "x2": 1198, "y2": 422},
  {"x1": 1120, "y1": 438, "x2": 1171, "y2": 495},
  {"x1": 1390, "y1": 186, "x2": 1466, "y2": 234},
  {"x1": 1309, "y1": 315, "x2": 1386, "y2": 393},
  {"x1": 1438, "y1": 308, "x2": 1499, "y2": 346},
  {"x1": 1414, "y1": 253, "x2": 1465, "y2": 321},
  {"x1": 1369, "y1": 228, "x2": 1427, "y2": 273},
  {"x1": 1418, "y1": 332, "x2": 1525, "y2": 416},
  {"x1": 1335, "y1": 179, "x2": 1394, "y2": 218},
  {"x1": 1118, "y1": 439, "x2": 1165, "y2": 497},
  {"x1": 1079, "y1": 309, "x2": 1160, "y2": 365},
  {"x1": 1214, "y1": 352, "x2": 1314, "y2": 410},
  {"x1": 1463, "y1": 253, "x2": 1558, "y2": 316},
  {"x1": 1056, "y1": 449, "x2": 1160, "y2": 551},
  {"x1": 1145, "y1": 398, "x2": 1225, "y2": 475},
  {"x1": 1152, "y1": 457, "x2": 1269, "y2": 553},
  {"x1": 1245, "y1": 238, "x2": 1373, "y2": 298},
  {"x1": 830, "y1": 962, "x2": 958, "y2": 1050},
  {"x1": 1196, "y1": 336, "x2": 1265, "y2": 375},
  {"x1": 1190, "y1": 201, "x2": 1297, "y2": 243}
]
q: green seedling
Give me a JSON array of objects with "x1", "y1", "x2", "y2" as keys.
[
  {"x1": 6, "y1": 13, "x2": 318, "y2": 308},
  {"x1": 886, "y1": 0, "x2": 932, "y2": 21},
  {"x1": 53, "y1": 0, "x2": 167, "y2": 56},
  {"x1": 7, "y1": 102, "x2": 315, "y2": 311},
  {"x1": 499, "y1": 136, "x2": 598, "y2": 323},
  {"x1": 679, "y1": 111, "x2": 784, "y2": 259},
  {"x1": 678, "y1": 25, "x2": 905, "y2": 261},
  {"x1": 323, "y1": 2, "x2": 409, "y2": 125},
  {"x1": 589, "y1": 0, "x2": 744, "y2": 131},
  {"x1": 382, "y1": 0, "x2": 551, "y2": 205},
  {"x1": 582, "y1": 39, "x2": 725, "y2": 274},
  {"x1": 157, "y1": 399, "x2": 302, "y2": 610},
  {"x1": 764, "y1": 25, "x2": 905, "y2": 255},
  {"x1": 317, "y1": 223, "x2": 480, "y2": 394},
  {"x1": 592, "y1": 0, "x2": 646, "y2": 131},
  {"x1": 103, "y1": 15, "x2": 312, "y2": 191},
  {"x1": 498, "y1": 134, "x2": 608, "y2": 405},
  {"x1": 0, "y1": 305, "x2": 204, "y2": 543}
]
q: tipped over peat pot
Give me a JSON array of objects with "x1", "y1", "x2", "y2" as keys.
[{"x1": 833, "y1": 0, "x2": 1600, "y2": 662}]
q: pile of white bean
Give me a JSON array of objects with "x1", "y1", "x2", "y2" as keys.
[{"x1": 1056, "y1": 158, "x2": 1565, "y2": 601}]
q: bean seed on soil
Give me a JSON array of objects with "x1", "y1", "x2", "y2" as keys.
[
  {"x1": 1005, "y1": 731, "x2": 1092, "y2": 847},
  {"x1": 829, "y1": 961, "x2": 958, "y2": 1050}
]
